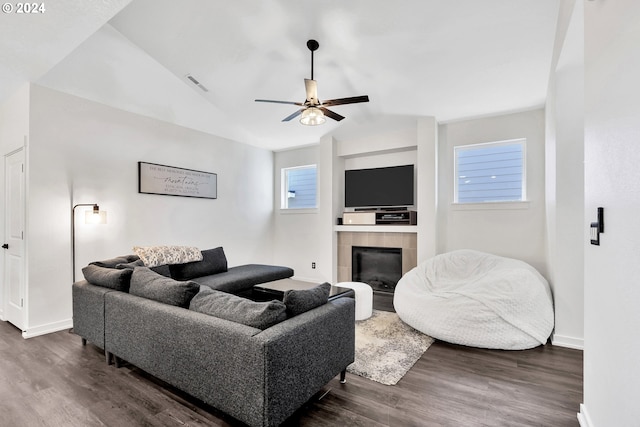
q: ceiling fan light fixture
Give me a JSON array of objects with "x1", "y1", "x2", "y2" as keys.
[{"x1": 299, "y1": 107, "x2": 326, "y2": 126}]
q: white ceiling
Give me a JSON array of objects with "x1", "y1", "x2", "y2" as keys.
[
  {"x1": 0, "y1": 0, "x2": 132, "y2": 100},
  {"x1": 1, "y1": 0, "x2": 560, "y2": 151}
]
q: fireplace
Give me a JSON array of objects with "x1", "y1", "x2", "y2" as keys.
[{"x1": 352, "y1": 246, "x2": 402, "y2": 294}]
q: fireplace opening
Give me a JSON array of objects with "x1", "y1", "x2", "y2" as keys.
[{"x1": 352, "y1": 246, "x2": 402, "y2": 293}]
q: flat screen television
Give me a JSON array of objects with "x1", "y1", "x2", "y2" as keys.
[{"x1": 344, "y1": 164, "x2": 414, "y2": 208}]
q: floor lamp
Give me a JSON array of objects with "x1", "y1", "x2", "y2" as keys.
[{"x1": 72, "y1": 203, "x2": 106, "y2": 282}]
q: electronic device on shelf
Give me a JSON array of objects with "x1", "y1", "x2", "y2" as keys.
[{"x1": 342, "y1": 210, "x2": 417, "y2": 225}]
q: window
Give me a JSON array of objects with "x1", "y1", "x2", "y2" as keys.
[
  {"x1": 281, "y1": 165, "x2": 317, "y2": 209},
  {"x1": 454, "y1": 139, "x2": 526, "y2": 203}
]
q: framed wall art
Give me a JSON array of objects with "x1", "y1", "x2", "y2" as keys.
[{"x1": 138, "y1": 162, "x2": 217, "y2": 199}]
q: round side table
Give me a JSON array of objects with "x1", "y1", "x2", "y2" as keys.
[{"x1": 336, "y1": 281, "x2": 373, "y2": 320}]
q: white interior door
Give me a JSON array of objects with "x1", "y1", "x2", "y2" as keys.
[{"x1": 3, "y1": 148, "x2": 26, "y2": 330}]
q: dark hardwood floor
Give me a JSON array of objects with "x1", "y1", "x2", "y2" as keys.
[{"x1": 0, "y1": 320, "x2": 582, "y2": 426}]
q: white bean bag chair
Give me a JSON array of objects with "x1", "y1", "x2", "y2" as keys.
[{"x1": 394, "y1": 250, "x2": 554, "y2": 350}]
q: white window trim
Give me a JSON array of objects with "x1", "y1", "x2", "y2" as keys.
[
  {"x1": 453, "y1": 138, "x2": 527, "y2": 205},
  {"x1": 280, "y1": 164, "x2": 318, "y2": 211}
]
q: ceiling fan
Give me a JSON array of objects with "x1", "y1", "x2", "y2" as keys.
[{"x1": 255, "y1": 39, "x2": 370, "y2": 126}]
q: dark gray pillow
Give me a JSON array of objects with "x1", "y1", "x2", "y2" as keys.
[
  {"x1": 150, "y1": 264, "x2": 172, "y2": 277},
  {"x1": 116, "y1": 259, "x2": 144, "y2": 269},
  {"x1": 283, "y1": 282, "x2": 331, "y2": 316},
  {"x1": 130, "y1": 267, "x2": 199, "y2": 308},
  {"x1": 90, "y1": 255, "x2": 140, "y2": 268},
  {"x1": 82, "y1": 264, "x2": 133, "y2": 292},
  {"x1": 117, "y1": 258, "x2": 171, "y2": 277},
  {"x1": 169, "y1": 247, "x2": 228, "y2": 280},
  {"x1": 189, "y1": 287, "x2": 286, "y2": 330}
]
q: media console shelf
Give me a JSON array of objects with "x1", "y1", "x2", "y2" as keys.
[
  {"x1": 342, "y1": 210, "x2": 417, "y2": 226},
  {"x1": 375, "y1": 210, "x2": 417, "y2": 225}
]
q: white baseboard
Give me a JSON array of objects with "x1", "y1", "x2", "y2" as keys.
[
  {"x1": 578, "y1": 403, "x2": 593, "y2": 427},
  {"x1": 22, "y1": 318, "x2": 73, "y2": 339},
  {"x1": 552, "y1": 333, "x2": 584, "y2": 350}
]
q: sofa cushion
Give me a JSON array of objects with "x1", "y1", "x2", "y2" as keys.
[
  {"x1": 116, "y1": 259, "x2": 144, "y2": 269},
  {"x1": 81, "y1": 264, "x2": 133, "y2": 292},
  {"x1": 116, "y1": 259, "x2": 171, "y2": 277},
  {"x1": 130, "y1": 267, "x2": 199, "y2": 308},
  {"x1": 189, "y1": 287, "x2": 287, "y2": 330},
  {"x1": 283, "y1": 282, "x2": 331, "y2": 316},
  {"x1": 133, "y1": 245, "x2": 203, "y2": 268},
  {"x1": 169, "y1": 247, "x2": 228, "y2": 280},
  {"x1": 90, "y1": 254, "x2": 140, "y2": 268},
  {"x1": 150, "y1": 264, "x2": 172, "y2": 277}
]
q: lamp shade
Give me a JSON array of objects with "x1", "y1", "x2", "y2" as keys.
[
  {"x1": 84, "y1": 210, "x2": 107, "y2": 224},
  {"x1": 299, "y1": 107, "x2": 326, "y2": 126}
]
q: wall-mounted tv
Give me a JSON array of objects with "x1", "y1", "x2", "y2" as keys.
[{"x1": 345, "y1": 164, "x2": 414, "y2": 208}]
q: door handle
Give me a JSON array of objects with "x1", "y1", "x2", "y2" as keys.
[{"x1": 1, "y1": 244, "x2": 8, "y2": 249}]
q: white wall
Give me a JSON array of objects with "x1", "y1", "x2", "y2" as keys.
[
  {"x1": 272, "y1": 145, "x2": 326, "y2": 282},
  {"x1": 437, "y1": 109, "x2": 548, "y2": 276},
  {"x1": 581, "y1": 0, "x2": 640, "y2": 425},
  {"x1": 7, "y1": 84, "x2": 275, "y2": 336},
  {"x1": 545, "y1": 0, "x2": 585, "y2": 350}
]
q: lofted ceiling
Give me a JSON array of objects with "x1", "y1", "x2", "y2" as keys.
[{"x1": 1, "y1": 0, "x2": 560, "y2": 151}]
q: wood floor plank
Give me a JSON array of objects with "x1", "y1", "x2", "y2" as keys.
[{"x1": 0, "y1": 321, "x2": 582, "y2": 426}]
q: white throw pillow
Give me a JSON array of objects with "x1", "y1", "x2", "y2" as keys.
[{"x1": 132, "y1": 245, "x2": 203, "y2": 268}]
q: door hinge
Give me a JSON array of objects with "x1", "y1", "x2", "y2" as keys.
[{"x1": 21, "y1": 298, "x2": 23, "y2": 307}]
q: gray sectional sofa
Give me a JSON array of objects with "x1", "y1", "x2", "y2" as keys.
[{"x1": 72, "y1": 247, "x2": 356, "y2": 427}]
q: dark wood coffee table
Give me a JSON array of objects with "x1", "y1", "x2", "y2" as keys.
[{"x1": 252, "y1": 278, "x2": 354, "y2": 302}]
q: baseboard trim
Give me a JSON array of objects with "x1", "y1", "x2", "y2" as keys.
[
  {"x1": 552, "y1": 333, "x2": 584, "y2": 350},
  {"x1": 577, "y1": 403, "x2": 593, "y2": 427},
  {"x1": 22, "y1": 318, "x2": 73, "y2": 339}
]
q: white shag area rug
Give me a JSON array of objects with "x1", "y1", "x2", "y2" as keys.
[{"x1": 347, "y1": 310, "x2": 434, "y2": 385}]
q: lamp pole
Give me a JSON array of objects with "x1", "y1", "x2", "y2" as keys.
[{"x1": 72, "y1": 203, "x2": 99, "y2": 282}]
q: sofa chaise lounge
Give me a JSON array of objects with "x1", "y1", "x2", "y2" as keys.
[{"x1": 72, "y1": 247, "x2": 356, "y2": 427}]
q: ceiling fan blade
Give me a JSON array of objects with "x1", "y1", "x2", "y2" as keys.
[
  {"x1": 282, "y1": 109, "x2": 304, "y2": 122},
  {"x1": 319, "y1": 107, "x2": 345, "y2": 122},
  {"x1": 321, "y1": 95, "x2": 370, "y2": 107},
  {"x1": 304, "y1": 79, "x2": 318, "y2": 104},
  {"x1": 255, "y1": 99, "x2": 304, "y2": 106}
]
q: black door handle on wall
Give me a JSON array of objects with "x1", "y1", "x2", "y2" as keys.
[{"x1": 2, "y1": 244, "x2": 8, "y2": 249}]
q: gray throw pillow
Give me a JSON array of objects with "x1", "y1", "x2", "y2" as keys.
[
  {"x1": 82, "y1": 264, "x2": 133, "y2": 292},
  {"x1": 90, "y1": 255, "x2": 140, "y2": 268},
  {"x1": 150, "y1": 264, "x2": 172, "y2": 277},
  {"x1": 283, "y1": 282, "x2": 331, "y2": 316},
  {"x1": 169, "y1": 247, "x2": 228, "y2": 280},
  {"x1": 117, "y1": 259, "x2": 171, "y2": 277},
  {"x1": 189, "y1": 287, "x2": 286, "y2": 330},
  {"x1": 130, "y1": 267, "x2": 199, "y2": 308},
  {"x1": 116, "y1": 259, "x2": 144, "y2": 269}
]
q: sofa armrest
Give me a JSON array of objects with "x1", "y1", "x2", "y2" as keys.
[
  {"x1": 255, "y1": 297, "x2": 356, "y2": 426},
  {"x1": 72, "y1": 280, "x2": 114, "y2": 348}
]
